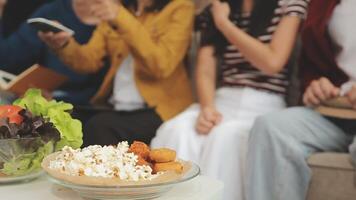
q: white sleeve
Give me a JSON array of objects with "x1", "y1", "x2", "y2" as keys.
[{"x1": 328, "y1": 0, "x2": 356, "y2": 81}]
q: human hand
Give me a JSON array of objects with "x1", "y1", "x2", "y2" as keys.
[
  {"x1": 90, "y1": 0, "x2": 120, "y2": 22},
  {"x1": 0, "y1": 0, "x2": 7, "y2": 17},
  {"x1": 195, "y1": 106, "x2": 222, "y2": 135},
  {"x1": 345, "y1": 85, "x2": 356, "y2": 110},
  {"x1": 210, "y1": 0, "x2": 230, "y2": 30},
  {"x1": 303, "y1": 77, "x2": 340, "y2": 107},
  {"x1": 38, "y1": 31, "x2": 72, "y2": 50}
]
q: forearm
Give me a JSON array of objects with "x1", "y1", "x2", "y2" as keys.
[
  {"x1": 56, "y1": 40, "x2": 102, "y2": 74},
  {"x1": 54, "y1": 28, "x2": 107, "y2": 74},
  {"x1": 197, "y1": 73, "x2": 216, "y2": 108},
  {"x1": 221, "y1": 21, "x2": 273, "y2": 71},
  {"x1": 217, "y1": 17, "x2": 300, "y2": 75},
  {"x1": 195, "y1": 47, "x2": 217, "y2": 108}
]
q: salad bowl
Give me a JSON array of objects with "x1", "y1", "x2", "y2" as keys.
[
  {"x1": 0, "y1": 89, "x2": 84, "y2": 183},
  {"x1": 0, "y1": 137, "x2": 53, "y2": 183}
]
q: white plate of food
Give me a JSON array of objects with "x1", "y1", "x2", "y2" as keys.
[{"x1": 41, "y1": 141, "x2": 200, "y2": 200}]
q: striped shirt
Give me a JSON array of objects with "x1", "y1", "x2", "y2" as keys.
[{"x1": 198, "y1": 0, "x2": 309, "y2": 95}]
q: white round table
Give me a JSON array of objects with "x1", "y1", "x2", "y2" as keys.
[{"x1": 0, "y1": 175, "x2": 223, "y2": 200}]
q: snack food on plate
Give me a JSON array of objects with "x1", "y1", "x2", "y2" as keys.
[
  {"x1": 153, "y1": 162, "x2": 184, "y2": 174},
  {"x1": 129, "y1": 141, "x2": 150, "y2": 160},
  {"x1": 41, "y1": 143, "x2": 199, "y2": 200},
  {"x1": 149, "y1": 148, "x2": 177, "y2": 163},
  {"x1": 49, "y1": 142, "x2": 155, "y2": 181},
  {"x1": 46, "y1": 141, "x2": 184, "y2": 184},
  {"x1": 128, "y1": 142, "x2": 183, "y2": 173},
  {"x1": 0, "y1": 89, "x2": 83, "y2": 176}
]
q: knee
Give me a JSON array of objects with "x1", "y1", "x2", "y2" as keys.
[
  {"x1": 251, "y1": 107, "x2": 310, "y2": 142},
  {"x1": 159, "y1": 113, "x2": 197, "y2": 134},
  {"x1": 83, "y1": 113, "x2": 116, "y2": 147},
  {"x1": 153, "y1": 114, "x2": 198, "y2": 148},
  {"x1": 251, "y1": 113, "x2": 308, "y2": 158},
  {"x1": 84, "y1": 116, "x2": 97, "y2": 134},
  {"x1": 252, "y1": 114, "x2": 280, "y2": 135},
  {"x1": 154, "y1": 119, "x2": 184, "y2": 143},
  {"x1": 249, "y1": 112, "x2": 292, "y2": 150},
  {"x1": 210, "y1": 122, "x2": 247, "y2": 141},
  {"x1": 84, "y1": 113, "x2": 113, "y2": 134}
]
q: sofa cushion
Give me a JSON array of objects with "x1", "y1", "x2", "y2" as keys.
[{"x1": 306, "y1": 153, "x2": 356, "y2": 200}]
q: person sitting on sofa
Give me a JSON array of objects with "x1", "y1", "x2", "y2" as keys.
[
  {"x1": 38, "y1": 0, "x2": 195, "y2": 146},
  {"x1": 151, "y1": 0, "x2": 309, "y2": 199},
  {"x1": 245, "y1": 0, "x2": 356, "y2": 200},
  {"x1": 0, "y1": 0, "x2": 104, "y2": 105}
]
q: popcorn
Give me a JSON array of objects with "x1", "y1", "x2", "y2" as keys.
[{"x1": 49, "y1": 142, "x2": 156, "y2": 181}]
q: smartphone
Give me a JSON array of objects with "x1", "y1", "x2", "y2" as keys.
[{"x1": 27, "y1": 18, "x2": 75, "y2": 36}]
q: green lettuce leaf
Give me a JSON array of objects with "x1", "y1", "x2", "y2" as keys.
[
  {"x1": 1, "y1": 141, "x2": 54, "y2": 176},
  {"x1": 13, "y1": 89, "x2": 83, "y2": 150}
]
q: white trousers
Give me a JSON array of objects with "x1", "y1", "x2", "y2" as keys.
[{"x1": 151, "y1": 87, "x2": 286, "y2": 200}]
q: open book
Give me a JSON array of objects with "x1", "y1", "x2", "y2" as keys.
[
  {"x1": 0, "y1": 65, "x2": 68, "y2": 96},
  {"x1": 315, "y1": 97, "x2": 356, "y2": 119}
]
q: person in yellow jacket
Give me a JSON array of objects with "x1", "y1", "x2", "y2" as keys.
[{"x1": 38, "y1": 0, "x2": 194, "y2": 146}]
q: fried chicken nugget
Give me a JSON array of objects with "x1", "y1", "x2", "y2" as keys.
[
  {"x1": 153, "y1": 162, "x2": 183, "y2": 174},
  {"x1": 129, "y1": 141, "x2": 150, "y2": 160},
  {"x1": 149, "y1": 148, "x2": 176, "y2": 163},
  {"x1": 136, "y1": 156, "x2": 153, "y2": 168}
]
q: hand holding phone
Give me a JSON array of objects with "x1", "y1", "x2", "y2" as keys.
[
  {"x1": 38, "y1": 31, "x2": 72, "y2": 50},
  {"x1": 28, "y1": 18, "x2": 74, "y2": 50}
]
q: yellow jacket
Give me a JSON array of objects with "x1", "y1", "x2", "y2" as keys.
[{"x1": 56, "y1": 0, "x2": 194, "y2": 121}]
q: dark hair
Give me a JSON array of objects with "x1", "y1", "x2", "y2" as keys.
[
  {"x1": 197, "y1": 0, "x2": 279, "y2": 55},
  {"x1": 250, "y1": 0, "x2": 279, "y2": 37},
  {"x1": 122, "y1": 0, "x2": 171, "y2": 12},
  {"x1": 227, "y1": 0, "x2": 279, "y2": 37}
]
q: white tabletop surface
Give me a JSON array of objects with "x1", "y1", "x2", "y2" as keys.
[{"x1": 0, "y1": 175, "x2": 223, "y2": 200}]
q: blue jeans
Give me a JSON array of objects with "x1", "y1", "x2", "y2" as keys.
[{"x1": 245, "y1": 107, "x2": 356, "y2": 200}]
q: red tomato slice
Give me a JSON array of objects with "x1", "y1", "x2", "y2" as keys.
[{"x1": 0, "y1": 105, "x2": 24, "y2": 125}]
